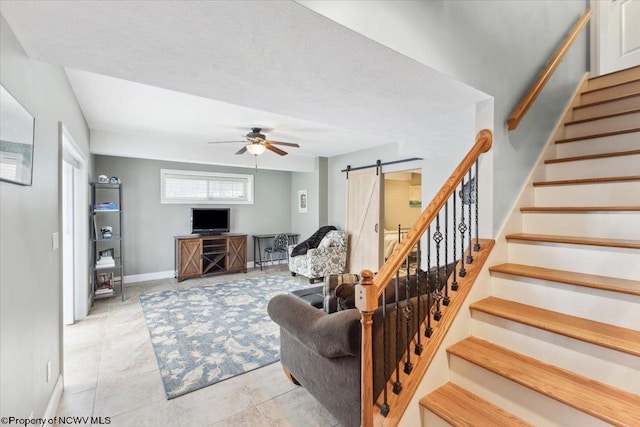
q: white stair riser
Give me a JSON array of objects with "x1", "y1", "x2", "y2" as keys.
[
  {"x1": 545, "y1": 154, "x2": 640, "y2": 180},
  {"x1": 421, "y1": 411, "x2": 451, "y2": 427},
  {"x1": 564, "y1": 111, "x2": 640, "y2": 139},
  {"x1": 555, "y1": 132, "x2": 640, "y2": 157},
  {"x1": 522, "y1": 212, "x2": 640, "y2": 240},
  {"x1": 471, "y1": 312, "x2": 640, "y2": 394},
  {"x1": 449, "y1": 356, "x2": 609, "y2": 427},
  {"x1": 507, "y1": 241, "x2": 640, "y2": 281},
  {"x1": 534, "y1": 181, "x2": 640, "y2": 206},
  {"x1": 587, "y1": 68, "x2": 640, "y2": 91},
  {"x1": 573, "y1": 95, "x2": 640, "y2": 120},
  {"x1": 581, "y1": 80, "x2": 640, "y2": 104},
  {"x1": 490, "y1": 275, "x2": 640, "y2": 330}
]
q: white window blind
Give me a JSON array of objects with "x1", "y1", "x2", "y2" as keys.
[{"x1": 161, "y1": 169, "x2": 254, "y2": 204}]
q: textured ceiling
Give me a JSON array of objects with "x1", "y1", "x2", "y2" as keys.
[{"x1": 0, "y1": 1, "x2": 489, "y2": 170}]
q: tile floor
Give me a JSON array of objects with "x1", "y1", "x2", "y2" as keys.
[{"x1": 57, "y1": 266, "x2": 341, "y2": 427}]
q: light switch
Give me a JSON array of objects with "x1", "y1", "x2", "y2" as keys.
[{"x1": 52, "y1": 232, "x2": 59, "y2": 250}]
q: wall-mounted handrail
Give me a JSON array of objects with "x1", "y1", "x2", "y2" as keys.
[{"x1": 507, "y1": 8, "x2": 591, "y2": 131}]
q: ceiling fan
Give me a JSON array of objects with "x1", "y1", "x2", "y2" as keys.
[{"x1": 208, "y1": 127, "x2": 300, "y2": 156}]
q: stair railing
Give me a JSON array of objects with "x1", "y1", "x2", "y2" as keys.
[
  {"x1": 507, "y1": 8, "x2": 591, "y2": 130},
  {"x1": 356, "y1": 129, "x2": 493, "y2": 427}
]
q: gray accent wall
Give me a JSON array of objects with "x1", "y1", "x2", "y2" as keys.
[
  {"x1": 303, "y1": 0, "x2": 589, "y2": 233},
  {"x1": 94, "y1": 155, "x2": 292, "y2": 275},
  {"x1": 291, "y1": 156, "x2": 329, "y2": 239},
  {"x1": 0, "y1": 16, "x2": 91, "y2": 420}
]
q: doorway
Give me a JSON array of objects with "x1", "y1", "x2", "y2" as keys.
[
  {"x1": 60, "y1": 123, "x2": 89, "y2": 324},
  {"x1": 591, "y1": 0, "x2": 640, "y2": 75},
  {"x1": 383, "y1": 169, "x2": 422, "y2": 262}
]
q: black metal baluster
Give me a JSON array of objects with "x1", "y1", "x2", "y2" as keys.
[
  {"x1": 414, "y1": 240, "x2": 423, "y2": 355},
  {"x1": 403, "y1": 254, "x2": 413, "y2": 375},
  {"x1": 458, "y1": 179, "x2": 467, "y2": 278},
  {"x1": 451, "y1": 191, "x2": 459, "y2": 291},
  {"x1": 425, "y1": 226, "x2": 433, "y2": 338},
  {"x1": 393, "y1": 271, "x2": 402, "y2": 394},
  {"x1": 433, "y1": 213, "x2": 443, "y2": 321},
  {"x1": 380, "y1": 287, "x2": 390, "y2": 416},
  {"x1": 466, "y1": 169, "x2": 474, "y2": 264},
  {"x1": 443, "y1": 200, "x2": 450, "y2": 306},
  {"x1": 474, "y1": 160, "x2": 480, "y2": 252}
]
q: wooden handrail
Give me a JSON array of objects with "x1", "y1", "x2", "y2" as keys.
[
  {"x1": 357, "y1": 129, "x2": 493, "y2": 313},
  {"x1": 507, "y1": 8, "x2": 591, "y2": 131}
]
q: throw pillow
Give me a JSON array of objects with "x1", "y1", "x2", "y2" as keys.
[{"x1": 317, "y1": 235, "x2": 332, "y2": 249}]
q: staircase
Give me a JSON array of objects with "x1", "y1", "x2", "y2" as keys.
[{"x1": 420, "y1": 65, "x2": 640, "y2": 426}]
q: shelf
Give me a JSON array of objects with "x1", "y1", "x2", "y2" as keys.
[
  {"x1": 92, "y1": 183, "x2": 121, "y2": 189},
  {"x1": 93, "y1": 235, "x2": 122, "y2": 242},
  {"x1": 94, "y1": 290, "x2": 115, "y2": 299},
  {"x1": 92, "y1": 209, "x2": 121, "y2": 213}
]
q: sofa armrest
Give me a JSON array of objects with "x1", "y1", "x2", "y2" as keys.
[{"x1": 268, "y1": 294, "x2": 361, "y2": 358}]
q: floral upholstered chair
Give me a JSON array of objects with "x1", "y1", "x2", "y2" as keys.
[{"x1": 288, "y1": 230, "x2": 347, "y2": 283}]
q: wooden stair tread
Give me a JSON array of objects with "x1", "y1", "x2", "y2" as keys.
[
  {"x1": 545, "y1": 149, "x2": 640, "y2": 164},
  {"x1": 555, "y1": 127, "x2": 640, "y2": 144},
  {"x1": 588, "y1": 64, "x2": 640, "y2": 82},
  {"x1": 471, "y1": 297, "x2": 640, "y2": 356},
  {"x1": 489, "y1": 263, "x2": 640, "y2": 296},
  {"x1": 574, "y1": 92, "x2": 640, "y2": 110},
  {"x1": 533, "y1": 175, "x2": 640, "y2": 186},
  {"x1": 520, "y1": 206, "x2": 640, "y2": 212},
  {"x1": 448, "y1": 337, "x2": 640, "y2": 426},
  {"x1": 564, "y1": 108, "x2": 640, "y2": 126},
  {"x1": 505, "y1": 233, "x2": 640, "y2": 249},
  {"x1": 581, "y1": 77, "x2": 640, "y2": 95},
  {"x1": 420, "y1": 382, "x2": 533, "y2": 427}
]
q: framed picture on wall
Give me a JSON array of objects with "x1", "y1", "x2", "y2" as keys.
[
  {"x1": 298, "y1": 189, "x2": 308, "y2": 213},
  {"x1": 0, "y1": 84, "x2": 35, "y2": 186}
]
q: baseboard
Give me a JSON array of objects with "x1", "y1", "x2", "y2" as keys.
[
  {"x1": 123, "y1": 270, "x2": 174, "y2": 284},
  {"x1": 42, "y1": 374, "x2": 63, "y2": 425}
]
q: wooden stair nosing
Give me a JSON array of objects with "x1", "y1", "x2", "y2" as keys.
[
  {"x1": 581, "y1": 77, "x2": 640, "y2": 95},
  {"x1": 555, "y1": 127, "x2": 640, "y2": 144},
  {"x1": 520, "y1": 206, "x2": 640, "y2": 212},
  {"x1": 588, "y1": 64, "x2": 640, "y2": 82},
  {"x1": 505, "y1": 233, "x2": 640, "y2": 250},
  {"x1": 489, "y1": 263, "x2": 640, "y2": 296},
  {"x1": 573, "y1": 92, "x2": 640, "y2": 110},
  {"x1": 545, "y1": 149, "x2": 640, "y2": 164},
  {"x1": 470, "y1": 297, "x2": 640, "y2": 357},
  {"x1": 564, "y1": 108, "x2": 640, "y2": 126},
  {"x1": 533, "y1": 175, "x2": 640, "y2": 186},
  {"x1": 447, "y1": 337, "x2": 640, "y2": 427},
  {"x1": 420, "y1": 382, "x2": 534, "y2": 427}
]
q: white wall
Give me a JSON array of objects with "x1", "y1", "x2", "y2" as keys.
[
  {"x1": 302, "y1": 0, "x2": 589, "y2": 233},
  {"x1": 291, "y1": 157, "x2": 329, "y2": 239},
  {"x1": 0, "y1": 15, "x2": 90, "y2": 420}
]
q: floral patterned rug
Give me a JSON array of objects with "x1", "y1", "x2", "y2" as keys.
[{"x1": 139, "y1": 275, "x2": 305, "y2": 399}]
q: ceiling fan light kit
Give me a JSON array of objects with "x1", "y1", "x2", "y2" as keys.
[{"x1": 208, "y1": 127, "x2": 300, "y2": 157}]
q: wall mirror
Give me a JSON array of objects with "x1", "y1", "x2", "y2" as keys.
[{"x1": 0, "y1": 84, "x2": 35, "y2": 186}]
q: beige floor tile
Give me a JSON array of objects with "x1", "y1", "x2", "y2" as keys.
[
  {"x1": 239, "y1": 362, "x2": 298, "y2": 405},
  {"x1": 94, "y1": 370, "x2": 166, "y2": 417},
  {"x1": 55, "y1": 388, "x2": 95, "y2": 426},
  {"x1": 170, "y1": 374, "x2": 254, "y2": 427},
  {"x1": 256, "y1": 387, "x2": 338, "y2": 427},
  {"x1": 206, "y1": 406, "x2": 269, "y2": 427},
  {"x1": 107, "y1": 399, "x2": 179, "y2": 427}
]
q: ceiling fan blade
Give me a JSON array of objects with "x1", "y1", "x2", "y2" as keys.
[
  {"x1": 265, "y1": 143, "x2": 288, "y2": 156},
  {"x1": 207, "y1": 140, "x2": 245, "y2": 144},
  {"x1": 235, "y1": 146, "x2": 248, "y2": 155},
  {"x1": 265, "y1": 140, "x2": 300, "y2": 148}
]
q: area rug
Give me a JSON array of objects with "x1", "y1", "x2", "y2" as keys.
[{"x1": 139, "y1": 275, "x2": 305, "y2": 399}]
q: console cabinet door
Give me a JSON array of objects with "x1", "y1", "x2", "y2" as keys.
[
  {"x1": 178, "y1": 238, "x2": 203, "y2": 279},
  {"x1": 227, "y1": 236, "x2": 247, "y2": 272}
]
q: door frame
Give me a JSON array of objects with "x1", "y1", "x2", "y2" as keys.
[{"x1": 59, "y1": 123, "x2": 89, "y2": 323}]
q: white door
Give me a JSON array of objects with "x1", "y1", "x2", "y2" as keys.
[
  {"x1": 593, "y1": 0, "x2": 640, "y2": 74},
  {"x1": 62, "y1": 160, "x2": 75, "y2": 325},
  {"x1": 345, "y1": 168, "x2": 383, "y2": 274}
]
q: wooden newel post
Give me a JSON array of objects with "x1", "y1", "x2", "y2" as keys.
[{"x1": 356, "y1": 269, "x2": 377, "y2": 427}]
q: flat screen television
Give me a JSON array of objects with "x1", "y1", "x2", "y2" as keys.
[{"x1": 191, "y1": 208, "x2": 230, "y2": 234}]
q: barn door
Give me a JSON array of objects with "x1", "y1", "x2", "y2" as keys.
[{"x1": 345, "y1": 168, "x2": 383, "y2": 274}]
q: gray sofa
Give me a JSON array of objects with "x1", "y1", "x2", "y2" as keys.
[{"x1": 268, "y1": 264, "x2": 455, "y2": 427}]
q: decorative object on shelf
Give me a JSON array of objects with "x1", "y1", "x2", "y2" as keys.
[
  {"x1": 97, "y1": 174, "x2": 109, "y2": 183},
  {"x1": 298, "y1": 189, "x2": 308, "y2": 213},
  {"x1": 0, "y1": 84, "x2": 35, "y2": 186},
  {"x1": 109, "y1": 176, "x2": 120, "y2": 184},
  {"x1": 100, "y1": 226, "x2": 113, "y2": 239}
]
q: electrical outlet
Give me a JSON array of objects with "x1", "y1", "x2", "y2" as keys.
[
  {"x1": 52, "y1": 232, "x2": 59, "y2": 251},
  {"x1": 46, "y1": 360, "x2": 51, "y2": 382}
]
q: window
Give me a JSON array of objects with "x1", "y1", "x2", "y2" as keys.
[{"x1": 161, "y1": 169, "x2": 254, "y2": 204}]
